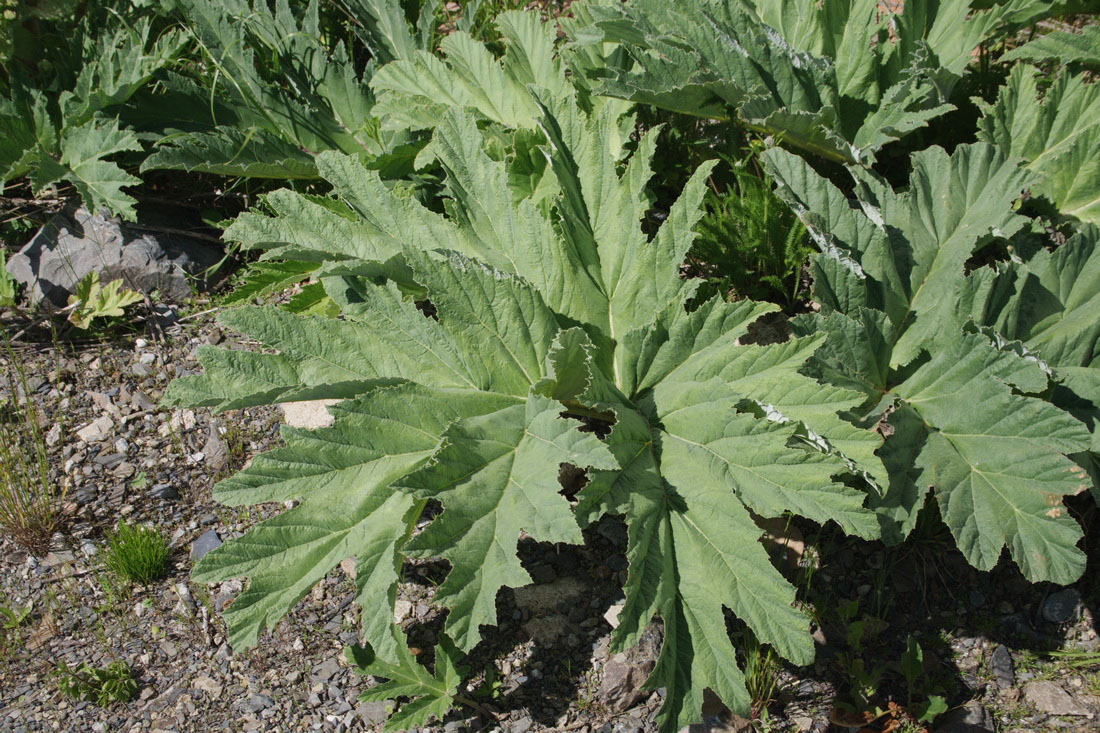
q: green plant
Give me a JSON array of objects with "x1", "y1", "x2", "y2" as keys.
[
  {"x1": 765, "y1": 143, "x2": 1098, "y2": 585},
  {"x1": 976, "y1": 61, "x2": 1100, "y2": 224},
  {"x1": 0, "y1": 336, "x2": 64, "y2": 556},
  {"x1": 141, "y1": 0, "x2": 421, "y2": 182},
  {"x1": 0, "y1": 599, "x2": 32, "y2": 630},
  {"x1": 738, "y1": 629, "x2": 781, "y2": 715},
  {"x1": 166, "y1": 77, "x2": 884, "y2": 729},
  {"x1": 1045, "y1": 649, "x2": 1100, "y2": 668},
  {"x1": 693, "y1": 150, "x2": 810, "y2": 308},
  {"x1": 104, "y1": 521, "x2": 169, "y2": 585},
  {"x1": 1, "y1": 5, "x2": 186, "y2": 218},
  {"x1": 134, "y1": 3, "x2": 1100, "y2": 731},
  {"x1": 66, "y1": 272, "x2": 144, "y2": 330},
  {"x1": 568, "y1": 0, "x2": 1055, "y2": 166},
  {"x1": 53, "y1": 660, "x2": 137, "y2": 706},
  {"x1": 1002, "y1": 24, "x2": 1100, "y2": 69},
  {"x1": 0, "y1": 250, "x2": 15, "y2": 307},
  {"x1": 899, "y1": 636, "x2": 948, "y2": 724}
]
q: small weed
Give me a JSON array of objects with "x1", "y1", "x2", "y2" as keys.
[
  {"x1": 104, "y1": 521, "x2": 169, "y2": 585},
  {"x1": 575, "y1": 667, "x2": 601, "y2": 713},
  {"x1": 1045, "y1": 649, "x2": 1100, "y2": 669},
  {"x1": 471, "y1": 666, "x2": 504, "y2": 701},
  {"x1": 66, "y1": 272, "x2": 143, "y2": 331},
  {"x1": 0, "y1": 335, "x2": 65, "y2": 556},
  {"x1": 736, "y1": 629, "x2": 781, "y2": 715},
  {"x1": 213, "y1": 420, "x2": 250, "y2": 481},
  {"x1": 0, "y1": 600, "x2": 32, "y2": 630},
  {"x1": 53, "y1": 660, "x2": 137, "y2": 706},
  {"x1": 692, "y1": 147, "x2": 811, "y2": 310},
  {"x1": 0, "y1": 250, "x2": 16, "y2": 307}
]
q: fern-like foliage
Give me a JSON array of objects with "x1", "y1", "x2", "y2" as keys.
[
  {"x1": 693, "y1": 154, "x2": 810, "y2": 308},
  {"x1": 166, "y1": 78, "x2": 885, "y2": 728},
  {"x1": 764, "y1": 143, "x2": 1097, "y2": 584}
]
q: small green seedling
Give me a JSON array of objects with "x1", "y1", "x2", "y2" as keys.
[
  {"x1": 104, "y1": 521, "x2": 169, "y2": 585},
  {"x1": 0, "y1": 600, "x2": 32, "y2": 630},
  {"x1": 53, "y1": 660, "x2": 137, "y2": 706},
  {"x1": 899, "y1": 636, "x2": 948, "y2": 724},
  {"x1": 0, "y1": 252, "x2": 16, "y2": 308},
  {"x1": 67, "y1": 272, "x2": 143, "y2": 330}
]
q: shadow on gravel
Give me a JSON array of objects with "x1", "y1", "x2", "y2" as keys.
[{"x1": 383, "y1": 496, "x2": 1100, "y2": 732}]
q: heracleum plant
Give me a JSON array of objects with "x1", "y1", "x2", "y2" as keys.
[
  {"x1": 161, "y1": 8, "x2": 1100, "y2": 732},
  {"x1": 164, "y1": 17, "x2": 887, "y2": 727},
  {"x1": 0, "y1": 336, "x2": 64, "y2": 557},
  {"x1": 104, "y1": 521, "x2": 169, "y2": 586}
]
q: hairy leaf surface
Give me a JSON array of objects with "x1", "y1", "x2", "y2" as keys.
[
  {"x1": 977, "y1": 64, "x2": 1100, "y2": 224},
  {"x1": 765, "y1": 145, "x2": 1094, "y2": 582},
  {"x1": 569, "y1": 0, "x2": 1044, "y2": 164}
]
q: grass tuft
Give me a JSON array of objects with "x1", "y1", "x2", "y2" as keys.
[
  {"x1": 104, "y1": 521, "x2": 169, "y2": 585},
  {"x1": 0, "y1": 335, "x2": 64, "y2": 556}
]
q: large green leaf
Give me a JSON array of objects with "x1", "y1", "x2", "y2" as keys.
[
  {"x1": 956, "y1": 225, "x2": 1100, "y2": 502},
  {"x1": 399, "y1": 394, "x2": 617, "y2": 651},
  {"x1": 371, "y1": 9, "x2": 571, "y2": 130},
  {"x1": 568, "y1": 0, "x2": 1045, "y2": 164},
  {"x1": 895, "y1": 333, "x2": 1090, "y2": 582},
  {"x1": 1002, "y1": 25, "x2": 1100, "y2": 67},
  {"x1": 977, "y1": 64, "x2": 1100, "y2": 224},
  {"x1": 35, "y1": 118, "x2": 144, "y2": 220},
  {"x1": 764, "y1": 144, "x2": 1095, "y2": 582},
  {"x1": 141, "y1": 126, "x2": 319, "y2": 179},
  {"x1": 192, "y1": 384, "x2": 512, "y2": 653},
  {"x1": 765, "y1": 143, "x2": 1036, "y2": 366},
  {"x1": 1, "y1": 14, "x2": 183, "y2": 219},
  {"x1": 348, "y1": 634, "x2": 464, "y2": 732},
  {"x1": 146, "y1": 0, "x2": 413, "y2": 180}
]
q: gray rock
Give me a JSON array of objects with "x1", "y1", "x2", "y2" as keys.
[
  {"x1": 131, "y1": 390, "x2": 156, "y2": 411},
  {"x1": 1023, "y1": 680, "x2": 1089, "y2": 716},
  {"x1": 511, "y1": 716, "x2": 533, "y2": 733},
  {"x1": 191, "y1": 529, "x2": 222, "y2": 562},
  {"x1": 7, "y1": 205, "x2": 220, "y2": 306},
  {"x1": 356, "y1": 700, "x2": 390, "y2": 724},
  {"x1": 202, "y1": 425, "x2": 228, "y2": 473},
  {"x1": 215, "y1": 579, "x2": 243, "y2": 612},
  {"x1": 43, "y1": 551, "x2": 75, "y2": 568},
  {"x1": 192, "y1": 676, "x2": 223, "y2": 697},
  {"x1": 936, "y1": 700, "x2": 994, "y2": 732},
  {"x1": 247, "y1": 694, "x2": 275, "y2": 712},
  {"x1": 989, "y1": 644, "x2": 1014, "y2": 688},
  {"x1": 312, "y1": 657, "x2": 342, "y2": 683},
  {"x1": 148, "y1": 484, "x2": 178, "y2": 501},
  {"x1": 1042, "y1": 589, "x2": 1081, "y2": 624},
  {"x1": 599, "y1": 653, "x2": 653, "y2": 713}
]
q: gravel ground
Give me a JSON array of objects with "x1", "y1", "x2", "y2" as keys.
[{"x1": 1, "y1": 300, "x2": 1098, "y2": 733}]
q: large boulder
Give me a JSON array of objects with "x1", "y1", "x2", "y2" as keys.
[{"x1": 7, "y1": 206, "x2": 221, "y2": 307}]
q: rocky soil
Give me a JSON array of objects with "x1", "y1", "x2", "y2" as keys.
[{"x1": 1, "y1": 299, "x2": 1098, "y2": 733}]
